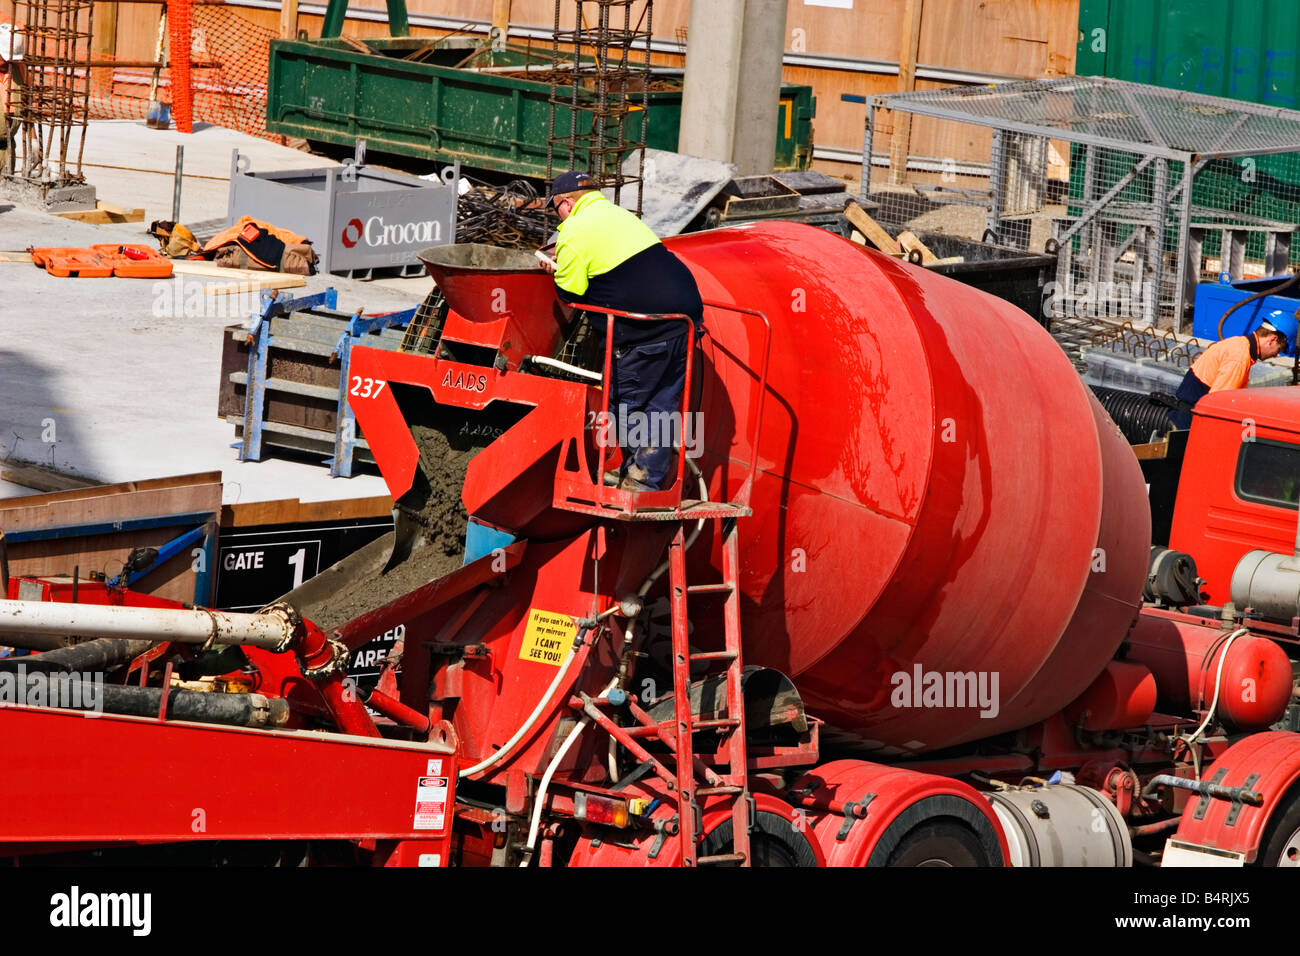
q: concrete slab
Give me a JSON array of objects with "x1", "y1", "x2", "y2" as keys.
[
  {"x1": 0, "y1": 193, "x2": 430, "y2": 506},
  {"x1": 64, "y1": 119, "x2": 340, "y2": 225}
]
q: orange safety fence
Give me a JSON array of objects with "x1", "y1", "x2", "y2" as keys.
[{"x1": 88, "y1": 0, "x2": 274, "y2": 138}]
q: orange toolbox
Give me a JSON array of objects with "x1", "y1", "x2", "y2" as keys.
[
  {"x1": 90, "y1": 244, "x2": 174, "y2": 278},
  {"x1": 29, "y1": 247, "x2": 115, "y2": 278},
  {"x1": 30, "y1": 244, "x2": 173, "y2": 279}
]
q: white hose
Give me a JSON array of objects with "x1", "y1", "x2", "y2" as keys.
[
  {"x1": 512, "y1": 461, "x2": 712, "y2": 838},
  {"x1": 459, "y1": 637, "x2": 584, "y2": 779},
  {"x1": 519, "y1": 677, "x2": 619, "y2": 865},
  {"x1": 1187, "y1": 627, "x2": 1247, "y2": 744},
  {"x1": 525, "y1": 355, "x2": 603, "y2": 383},
  {"x1": 635, "y1": 457, "x2": 710, "y2": 599}
]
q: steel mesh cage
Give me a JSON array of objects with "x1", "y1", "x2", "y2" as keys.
[{"x1": 863, "y1": 76, "x2": 1300, "y2": 333}]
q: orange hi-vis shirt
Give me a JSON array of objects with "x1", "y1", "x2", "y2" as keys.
[{"x1": 1191, "y1": 335, "x2": 1257, "y2": 393}]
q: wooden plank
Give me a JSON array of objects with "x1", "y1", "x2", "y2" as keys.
[
  {"x1": 0, "y1": 251, "x2": 33, "y2": 263},
  {"x1": 844, "y1": 201, "x2": 901, "y2": 255},
  {"x1": 888, "y1": 0, "x2": 924, "y2": 185},
  {"x1": 1133, "y1": 440, "x2": 1170, "y2": 460},
  {"x1": 0, "y1": 484, "x2": 223, "y2": 533},
  {"x1": 897, "y1": 230, "x2": 939, "y2": 264},
  {"x1": 222, "y1": 495, "x2": 394, "y2": 528},
  {"x1": 171, "y1": 260, "x2": 302, "y2": 282},
  {"x1": 0, "y1": 474, "x2": 222, "y2": 605},
  {"x1": 204, "y1": 275, "x2": 306, "y2": 296},
  {"x1": 0, "y1": 471, "x2": 223, "y2": 512},
  {"x1": 491, "y1": 0, "x2": 511, "y2": 41},
  {"x1": 93, "y1": 1, "x2": 119, "y2": 59},
  {"x1": 1, "y1": 464, "x2": 98, "y2": 493},
  {"x1": 279, "y1": 0, "x2": 299, "y2": 38},
  {"x1": 53, "y1": 202, "x2": 146, "y2": 224}
]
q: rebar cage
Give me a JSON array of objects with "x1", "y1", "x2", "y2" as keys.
[
  {"x1": 5, "y1": 0, "x2": 91, "y2": 185},
  {"x1": 547, "y1": 0, "x2": 652, "y2": 215},
  {"x1": 864, "y1": 76, "x2": 1300, "y2": 333}
]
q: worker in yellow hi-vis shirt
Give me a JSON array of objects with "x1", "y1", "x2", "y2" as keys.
[{"x1": 541, "y1": 170, "x2": 704, "y2": 493}]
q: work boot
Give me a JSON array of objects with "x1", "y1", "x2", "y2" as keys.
[
  {"x1": 618, "y1": 475, "x2": 658, "y2": 493},
  {"x1": 618, "y1": 461, "x2": 658, "y2": 493}
]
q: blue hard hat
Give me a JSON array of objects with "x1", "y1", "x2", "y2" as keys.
[{"x1": 1257, "y1": 309, "x2": 1297, "y2": 351}]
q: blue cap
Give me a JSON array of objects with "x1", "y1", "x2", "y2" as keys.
[{"x1": 549, "y1": 170, "x2": 597, "y2": 204}]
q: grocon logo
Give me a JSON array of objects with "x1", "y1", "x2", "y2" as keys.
[{"x1": 340, "y1": 216, "x2": 442, "y2": 249}]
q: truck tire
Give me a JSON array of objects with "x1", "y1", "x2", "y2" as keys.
[
  {"x1": 699, "y1": 810, "x2": 821, "y2": 867},
  {"x1": 1256, "y1": 788, "x2": 1300, "y2": 867},
  {"x1": 866, "y1": 795, "x2": 1005, "y2": 867},
  {"x1": 883, "y1": 820, "x2": 989, "y2": 867}
]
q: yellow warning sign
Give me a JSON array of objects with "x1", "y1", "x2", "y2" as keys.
[{"x1": 519, "y1": 609, "x2": 577, "y2": 667}]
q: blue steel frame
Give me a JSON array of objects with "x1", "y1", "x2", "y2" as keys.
[
  {"x1": 239, "y1": 288, "x2": 340, "y2": 465},
  {"x1": 329, "y1": 305, "x2": 419, "y2": 478},
  {"x1": 236, "y1": 287, "x2": 418, "y2": 478}
]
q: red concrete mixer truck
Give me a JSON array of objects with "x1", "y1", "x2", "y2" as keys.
[{"x1": 2, "y1": 221, "x2": 1299, "y2": 868}]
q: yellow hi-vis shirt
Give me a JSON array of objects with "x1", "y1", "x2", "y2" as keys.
[
  {"x1": 553, "y1": 191, "x2": 661, "y2": 298},
  {"x1": 1191, "y1": 335, "x2": 1256, "y2": 392}
]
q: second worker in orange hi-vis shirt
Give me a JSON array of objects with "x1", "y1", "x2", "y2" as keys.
[{"x1": 1168, "y1": 312, "x2": 1293, "y2": 428}]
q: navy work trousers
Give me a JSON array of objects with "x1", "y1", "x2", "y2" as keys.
[
  {"x1": 610, "y1": 328, "x2": 691, "y2": 488},
  {"x1": 1168, "y1": 368, "x2": 1211, "y2": 430}
]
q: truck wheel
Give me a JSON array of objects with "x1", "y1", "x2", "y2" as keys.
[
  {"x1": 1256, "y1": 789, "x2": 1300, "y2": 867},
  {"x1": 884, "y1": 820, "x2": 988, "y2": 867},
  {"x1": 699, "y1": 810, "x2": 821, "y2": 867},
  {"x1": 866, "y1": 795, "x2": 1005, "y2": 867}
]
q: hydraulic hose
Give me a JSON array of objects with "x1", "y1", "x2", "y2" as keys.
[
  {"x1": 635, "y1": 457, "x2": 710, "y2": 600},
  {"x1": 520, "y1": 677, "x2": 620, "y2": 866},
  {"x1": 608, "y1": 458, "x2": 712, "y2": 779},
  {"x1": 458, "y1": 620, "x2": 595, "y2": 779},
  {"x1": 9, "y1": 674, "x2": 290, "y2": 728},
  {"x1": 0, "y1": 637, "x2": 153, "y2": 672},
  {"x1": 1216, "y1": 273, "x2": 1299, "y2": 340}
]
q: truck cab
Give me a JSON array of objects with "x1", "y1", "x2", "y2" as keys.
[{"x1": 1158, "y1": 387, "x2": 1300, "y2": 605}]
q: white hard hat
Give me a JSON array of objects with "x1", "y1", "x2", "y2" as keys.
[{"x1": 0, "y1": 24, "x2": 24, "y2": 63}]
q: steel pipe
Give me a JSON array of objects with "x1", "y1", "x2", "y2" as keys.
[{"x1": 0, "y1": 600, "x2": 296, "y2": 650}]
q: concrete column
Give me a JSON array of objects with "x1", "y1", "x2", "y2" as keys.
[{"x1": 679, "y1": 0, "x2": 788, "y2": 175}]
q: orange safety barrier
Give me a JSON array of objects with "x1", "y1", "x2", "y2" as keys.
[{"x1": 90, "y1": 1, "x2": 275, "y2": 139}]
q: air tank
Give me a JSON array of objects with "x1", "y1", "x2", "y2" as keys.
[{"x1": 660, "y1": 221, "x2": 1151, "y2": 753}]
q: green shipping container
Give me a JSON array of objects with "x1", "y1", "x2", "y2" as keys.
[
  {"x1": 1075, "y1": 0, "x2": 1300, "y2": 262},
  {"x1": 266, "y1": 38, "x2": 815, "y2": 178},
  {"x1": 1076, "y1": 0, "x2": 1299, "y2": 109}
]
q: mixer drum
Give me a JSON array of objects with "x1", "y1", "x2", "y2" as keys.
[{"x1": 666, "y1": 222, "x2": 1150, "y2": 753}]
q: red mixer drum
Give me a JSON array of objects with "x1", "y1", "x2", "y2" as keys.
[{"x1": 665, "y1": 221, "x2": 1150, "y2": 753}]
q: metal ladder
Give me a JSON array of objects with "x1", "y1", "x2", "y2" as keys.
[{"x1": 668, "y1": 513, "x2": 752, "y2": 866}]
